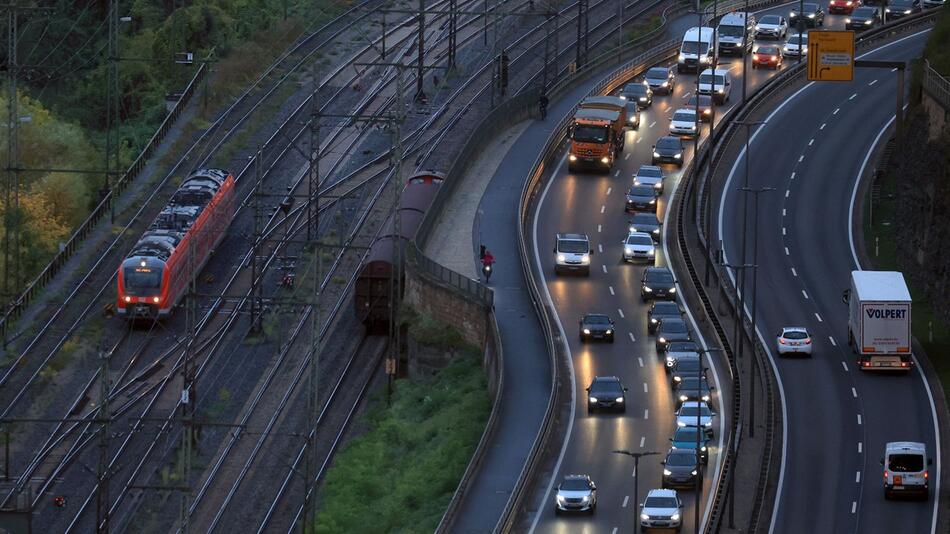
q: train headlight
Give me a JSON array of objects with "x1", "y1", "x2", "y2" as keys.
[
  {"x1": 153, "y1": 297, "x2": 160, "y2": 303},
  {"x1": 124, "y1": 296, "x2": 131, "y2": 303}
]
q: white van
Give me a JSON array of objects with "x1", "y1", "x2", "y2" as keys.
[
  {"x1": 718, "y1": 12, "x2": 755, "y2": 55},
  {"x1": 678, "y1": 27, "x2": 716, "y2": 73},
  {"x1": 882, "y1": 442, "x2": 932, "y2": 500}
]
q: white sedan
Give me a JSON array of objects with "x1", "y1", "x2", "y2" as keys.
[
  {"x1": 622, "y1": 232, "x2": 656, "y2": 263},
  {"x1": 783, "y1": 33, "x2": 808, "y2": 57},
  {"x1": 669, "y1": 108, "x2": 699, "y2": 137},
  {"x1": 776, "y1": 326, "x2": 813, "y2": 356}
]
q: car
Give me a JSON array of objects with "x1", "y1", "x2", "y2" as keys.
[
  {"x1": 675, "y1": 401, "x2": 716, "y2": 437},
  {"x1": 652, "y1": 136, "x2": 684, "y2": 167},
  {"x1": 783, "y1": 33, "x2": 808, "y2": 57},
  {"x1": 629, "y1": 212, "x2": 662, "y2": 242},
  {"x1": 633, "y1": 165, "x2": 666, "y2": 194},
  {"x1": 697, "y1": 68, "x2": 732, "y2": 105},
  {"x1": 846, "y1": 6, "x2": 882, "y2": 29},
  {"x1": 776, "y1": 326, "x2": 813, "y2": 356},
  {"x1": 554, "y1": 233, "x2": 592, "y2": 275},
  {"x1": 662, "y1": 448, "x2": 700, "y2": 489},
  {"x1": 882, "y1": 441, "x2": 932, "y2": 500},
  {"x1": 554, "y1": 474, "x2": 597, "y2": 514},
  {"x1": 586, "y1": 376, "x2": 627, "y2": 413},
  {"x1": 752, "y1": 45, "x2": 783, "y2": 69},
  {"x1": 923, "y1": 0, "x2": 944, "y2": 8},
  {"x1": 622, "y1": 232, "x2": 656, "y2": 263},
  {"x1": 580, "y1": 313, "x2": 615, "y2": 342},
  {"x1": 656, "y1": 317, "x2": 691, "y2": 352},
  {"x1": 665, "y1": 341, "x2": 700, "y2": 369},
  {"x1": 644, "y1": 66, "x2": 676, "y2": 95},
  {"x1": 885, "y1": 0, "x2": 921, "y2": 19},
  {"x1": 674, "y1": 376, "x2": 713, "y2": 406},
  {"x1": 648, "y1": 301, "x2": 683, "y2": 334},
  {"x1": 625, "y1": 185, "x2": 659, "y2": 213},
  {"x1": 754, "y1": 14, "x2": 788, "y2": 39},
  {"x1": 829, "y1": 0, "x2": 862, "y2": 13},
  {"x1": 641, "y1": 266, "x2": 676, "y2": 301},
  {"x1": 639, "y1": 489, "x2": 684, "y2": 531},
  {"x1": 790, "y1": 2, "x2": 825, "y2": 26},
  {"x1": 686, "y1": 95, "x2": 714, "y2": 122},
  {"x1": 670, "y1": 354, "x2": 705, "y2": 385},
  {"x1": 621, "y1": 82, "x2": 653, "y2": 109},
  {"x1": 669, "y1": 108, "x2": 699, "y2": 137},
  {"x1": 670, "y1": 426, "x2": 710, "y2": 463}
]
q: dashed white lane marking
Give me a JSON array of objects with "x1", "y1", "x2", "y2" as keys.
[
  {"x1": 783, "y1": 208, "x2": 786, "y2": 216},
  {"x1": 820, "y1": 123, "x2": 826, "y2": 130},
  {"x1": 638, "y1": 356, "x2": 644, "y2": 367},
  {"x1": 640, "y1": 436, "x2": 646, "y2": 447},
  {"x1": 683, "y1": 92, "x2": 691, "y2": 98},
  {"x1": 783, "y1": 227, "x2": 787, "y2": 236},
  {"x1": 609, "y1": 285, "x2": 615, "y2": 295},
  {"x1": 851, "y1": 501, "x2": 857, "y2": 514},
  {"x1": 852, "y1": 387, "x2": 858, "y2": 398},
  {"x1": 607, "y1": 187, "x2": 612, "y2": 195},
  {"x1": 791, "y1": 267, "x2": 797, "y2": 277},
  {"x1": 808, "y1": 138, "x2": 814, "y2": 146},
  {"x1": 798, "y1": 155, "x2": 804, "y2": 163},
  {"x1": 637, "y1": 137, "x2": 643, "y2": 143},
  {"x1": 599, "y1": 244, "x2": 604, "y2": 253},
  {"x1": 602, "y1": 265, "x2": 608, "y2": 273},
  {"x1": 625, "y1": 153, "x2": 630, "y2": 160},
  {"x1": 842, "y1": 361, "x2": 849, "y2": 371},
  {"x1": 644, "y1": 409, "x2": 649, "y2": 420},
  {"x1": 858, "y1": 442, "x2": 863, "y2": 453},
  {"x1": 858, "y1": 414, "x2": 862, "y2": 425},
  {"x1": 784, "y1": 247, "x2": 790, "y2": 255},
  {"x1": 614, "y1": 170, "x2": 621, "y2": 177},
  {"x1": 830, "y1": 337, "x2": 837, "y2": 347},
  {"x1": 802, "y1": 290, "x2": 809, "y2": 300},
  {"x1": 869, "y1": 79, "x2": 878, "y2": 86},
  {"x1": 856, "y1": 471, "x2": 861, "y2": 483},
  {"x1": 612, "y1": 528, "x2": 619, "y2": 534},
  {"x1": 649, "y1": 121, "x2": 656, "y2": 128},
  {"x1": 790, "y1": 171, "x2": 796, "y2": 180},
  {"x1": 814, "y1": 312, "x2": 822, "y2": 322},
  {"x1": 601, "y1": 205, "x2": 606, "y2": 214},
  {"x1": 598, "y1": 224, "x2": 602, "y2": 232},
  {"x1": 617, "y1": 308, "x2": 625, "y2": 318},
  {"x1": 623, "y1": 496, "x2": 630, "y2": 508},
  {"x1": 849, "y1": 93, "x2": 857, "y2": 100},
  {"x1": 643, "y1": 382, "x2": 649, "y2": 393},
  {"x1": 834, "y1": 107, "x2": 840, "y2": 115},
  {"x1": 785, "y1": 189, "x2": 790, "y2": 198},
  {"x1": 630, "y1": 333, "x2": 637, "y2": 343},
  {"x1": 891, "y1": 67, "x2": 898, "y2": 72}
]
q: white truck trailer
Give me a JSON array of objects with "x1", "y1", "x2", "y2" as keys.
[{"x1": 845, "y1": 270, "x2": 913, "y2": 371}]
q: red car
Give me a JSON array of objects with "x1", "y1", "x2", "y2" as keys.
[
  {"x1": 829, "y1": 0, "x2": 861, "y2": 13},
  {"x1": 752, "y1": 46, "x2": 783, "y2": 70}
]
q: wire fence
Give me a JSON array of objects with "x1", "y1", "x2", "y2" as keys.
[{"x1": 923, "y1": 59, "x2": 950, "y2": 111}]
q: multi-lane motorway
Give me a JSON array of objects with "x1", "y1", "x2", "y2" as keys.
[{"x1": 522, "y1": 3, "x2": 940, "y2": 533}]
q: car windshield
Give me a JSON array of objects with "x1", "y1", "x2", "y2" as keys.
[
  {"x1": 674, "y1": 428, "x2": 703, "y2": 442},
  {"x1": 561, "y1": 478, "x2": 590, "y2": 491},
  {"x1": 681, "y1": 41, "x2": 707, "y2": 55},
  {"x1": 718, "y1": 25, "x2": 745, "y2": 37},
  {"x1": 647, "y1": 269, "x2": 674, "y2": 283},
  {"x1": 855, "y1": 6, "x2": 877, "y2": 15},
  {"x1": 629, "y1": 186, "x2": 655, "y2": 197},
  {"x1": 573, "y1": 124, "x2": 609, "y2": 143},
  {"x1": 657, "y1": 137, "x2": 681, "y2": 150},
  {"x1": 698, "y1": 73, "x2": 726, "y2": 85},
  {"x1": 666, "y1": 452, "x2": 696, "y2": 466},
  {"x1": 624, "y1": 84, "x2": 648, "y2": 95},
  {"x1": 586, "y1": 315, "x2": 610, "y2": 324},
  {"x1": 678, "y1": 377, "x2": 708, "y2": 389},
  {"x1": 676, "y1": 359, "x2": 702, "y2": 371},
  {"x1": 679, "y1": 405, "x2": 712, "y2": 417},
  {"x1": 888, "y1": 453, "x2": 924, "y2": 472},
  {"x1": 783, "y1": 330, "x2": 808, "y2": 339},
  {"x1": 673, "y1": 111, "x2": 696, "y2": 122},
  {"x1": 559, "y1": 239, "x2": 588, "y2": 253},
  {"x1": 627, "y1": 235, "x2": 654, "y2": 246},
  {"x1": 637, "y1": 166, "x2": 663, "y2": 178},
  {"x1": 646, "y1": 67, "x2": 669, "y2": 79},
  {"x1": 805, "y1": 3, "x2": 820, "y2": 11},
  {"x1": 756, "y1": 47, "x2": 779, "y2": 55},
  {"x1": 669, "y1": 342, "x2": 699, "y2": 352},
  {"x1": 890, "y1": 0, "x2": 914, "y2": 6},
  {"x1": 760, "y1": 14, "x2": 782, "y2": 24},
  {"x1": 688, "y1": 96, "x2": 712, "y2": 108},
  {"x1": 788, "y1": 34, "x2": 808, "y2": 43},
  {"x1": 591, "y1": 380, "x2": 621, "y2": 394},
  {"x1": 654, "y1": 302, "x2": 680, "y2": 314},
  {"x1": 645, "y1": 496, "x2": 679, "y2": 508},
  {"x1": 632, "y1": 214, "x2": 659, "y2": 225}
]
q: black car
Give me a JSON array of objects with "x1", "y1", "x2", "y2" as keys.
[
  {"x1": 579, "y1": 313, "x2": 615, "y2": 342},
  {"x1": 665, "y1": 341, "x2": 700, "y2": 370},
  {"x1": 670, "y1": 355, "x2": 706, "y2": 385},
  {"x1": 625, "y1": 185, "x2": 659, "y2": 213},
  {"x1": 662, "y1": 448, "x2": 700, "y2": 489},
  {"x1": 641, "y1": 266, "x2": 676, "y2": 301},
  {"x1": 587, "y1": 376, "x2": 627, "y2": 413},
  {"x1": 648, "y1": 301, "x2": 683, "y2": 334},
  {"x1": 629, "y1": 212, "x2": 662, "y2": 242},
  {"x1": 652, "y1": 136, "x2": 684, "y2": 167},
  {"x1": 656, "y1": 317, "x2": 691, "y2": 352},
  {"x1": 687, "y1": 95, "x2": 714, "y2": 123},
  {"x1": 675, "y1": 376, "x2": 713, "y2": 406},
  {"x1": 885, "y1": 0, "x2": 921, "y2": 19},
  {"x1": 644, "y1": 66, "x2": 675, "y2": 95},
  {"x1": 846, "y1": 6, "x2": 881, "y2": 29},
  {"x1": 621, "y1": 82, "x2": 653, "y2": 109},
  {"x1": 790, "y1": 2, "x2": 825, "y2": 27}
]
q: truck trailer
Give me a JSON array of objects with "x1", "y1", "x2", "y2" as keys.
[{"x1": 845, "y1": 270, "x2": 913, "y2": 371}]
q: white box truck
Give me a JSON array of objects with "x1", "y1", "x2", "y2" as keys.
[{"x1": 845, "y1": 270, "x2": 913, "y2": 371}]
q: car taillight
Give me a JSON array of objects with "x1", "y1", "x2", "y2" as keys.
[
  {"x1": 779, "y1": 338, "x2": 787, "y2": 344},
  {"x1": 862, "y1": 361, "x2": 871, "y2": 367},
  {"x1": 901, "y1": 362, "x2": 909, "y2": 367},
  {"x1": 884, "y1": 471, "x2": 889, "y2": 479},
  {"x1": 753, "y1": 54, "x2": 760, "y2": 61},
  {"x1": 924, "y1": 470, "x2": 928, "y2": 479},
  {"x1": 804, "y1": 338, "x2": 812, "y2": 344}
]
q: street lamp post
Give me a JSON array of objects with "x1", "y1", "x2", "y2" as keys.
[
  {"x1": 613, "y1": 449, "x2": 659, "y2": 528},
  {"x1": 692, "y1": 347, "x2": 723, "y2": 534},
  {"x1": 722, "y1": 262, "x2": 755, "y2": 438}
]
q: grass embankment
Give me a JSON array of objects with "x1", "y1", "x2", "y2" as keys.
[{"x1": 314, "y1": 331, "x2": 490, "y2": 533}]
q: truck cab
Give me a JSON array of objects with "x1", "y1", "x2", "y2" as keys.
[
  {"x1": 882, "y1": 441, "x2": 932, "y2": 499},
  {"x1": 678, "y1": 27, "x2": 717, "y2": 73},
  {"x1": 569, "y1": 109, "x2": 619, "y2": 172},
  {"x1": 717, "y1": 12, "x2": 755, "y2": 55}
]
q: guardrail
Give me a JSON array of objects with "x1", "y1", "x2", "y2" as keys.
[
  {"x1": 922, "y1": 59, "x2": 950, "y2": 110},
  {"x1": 0, "y1": 57, "x2": 209, "y2": 340}
]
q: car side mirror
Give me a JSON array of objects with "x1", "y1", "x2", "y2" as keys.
[
  {"x1": 710, "y1": 386, "x2": 716, "y2": 391},
  {"x1": 669, "y1": 437, "x2": 673, "y2": 441},
  {"x1": 589, "y1": 248, "x2": 594, "y2": 255},
  {"x1": 585, "y1": 387, "x2": 590, "y2": 391},
  {"x1": 842, "y1": 288, "x2": 851, "y2": 304},
  {"x1": 624, "y1": 387, "x2": 629, "y2": 391},
  {"x1": 880, "y1": 458, "x2": 885, "y2": 465},
  {"x1": 660, "y1": 460, "x2": 666, "y2": 465},
  {"x1": 553, "y1": 247, "x2": 557, "y2": 254}
]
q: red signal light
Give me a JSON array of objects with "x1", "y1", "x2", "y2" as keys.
[{"x1": 53, "y1": 496, "x2": 66, "y2": 507}]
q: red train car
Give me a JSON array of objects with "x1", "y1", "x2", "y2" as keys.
[
  {"x1": 117, "y1": 169, "x2": 236, "y2": 319},
  {"x1": 354, "y1": 171, "x2": 445, "y2": 333}
]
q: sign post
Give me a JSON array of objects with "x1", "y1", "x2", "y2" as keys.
[{"x1": 806, "y1": 30, "x2": 855, "y2": 81}]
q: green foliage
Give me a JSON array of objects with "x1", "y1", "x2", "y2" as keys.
[
  {"x1": 924, "y1": 3, "x2": 950, "y2": 73},
  {"x1": 314, "y1": 354, "x2": 490, "y2": 534}
]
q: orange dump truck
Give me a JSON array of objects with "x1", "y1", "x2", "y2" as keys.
[{"x1": 569, "y1": 108, "x2": 621, "y2": 172}]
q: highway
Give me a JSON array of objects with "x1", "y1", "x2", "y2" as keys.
[{"x1": 715, "y1": 27, "x2": 940, "y2": 534}]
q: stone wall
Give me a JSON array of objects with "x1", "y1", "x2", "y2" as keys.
[
  {"x1": 403, "y1": 265, "x2": 490, "y2": 349},
  {"x1": 922, "y1": 91, "x2": 949, "y2": 141}
]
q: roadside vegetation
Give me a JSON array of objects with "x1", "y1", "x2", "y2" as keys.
[
  {"x1": 314, "y1": 339, "x2": 490, "y2": 533},
  {"x1": 0, "y1": 0, "x2": 350, "y2": 291},
  {"x1": 865, "y1": 5, "x2": 950, "y2": 395}
]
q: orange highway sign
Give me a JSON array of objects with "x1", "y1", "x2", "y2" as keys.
[{"x1": 807, "y1": 30, "x2": 855, "y2": 81}]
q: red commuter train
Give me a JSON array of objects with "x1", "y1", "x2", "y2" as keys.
[{"x1": 117, "y1": 169, "x2": 236, "y2": 319}]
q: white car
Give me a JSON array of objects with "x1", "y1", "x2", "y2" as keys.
[
  {"x1": 783, "y1": 33, "x2": 808, "y2": 57},
  {"x1": 622, "y1": 232, "x2": 656, "y2": 263},
  {"x1": 697, "y1": 68, "x2": 732, "y2": 104},
  {"x1": 554, "y1": 474, "x2": 597, "y2": 514},
  {"x1": 633, "y1": 164, "x2": 665, "y2": 193},
  {"x1": 754, "y1": 14, "x2": 788, "y2": 39},
  {"x1": 669, "y1": 108, "x2": 699, "y2": 137},
  {"x1": 675, "y1": 401, "x2": 716, "y2": 436},
  {"x1": 640, "y1": 488, "x2": 684, "y2": 531},
  {"x1": 776, "y1": 326, "x2": 812, "y2": 356}
]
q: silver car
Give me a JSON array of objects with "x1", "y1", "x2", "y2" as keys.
[
  {"x1": 783, "y1": 33, "x2": 808, "y2": 57},
  {"x1": 554, "y1": 474, "x2": 597, "y2": 514},
  {"x1": 675, "y1": 401, "x2": 716, "y2": 437},
  {"x1": 669, "y1": 108, "x2": 698, "y2": 137},
  {"x1": 633, "y1": 164, "x2": 665, "y2": 193},
  {"x1": 754, "y1": 14, "x2": 788, "y2": 39},
  {"x1": 640, "y1": 488, "x2": 684, "y2": 531},
  {"x1": 622, "y1": 232, "x2": 656, "y2": 263}
]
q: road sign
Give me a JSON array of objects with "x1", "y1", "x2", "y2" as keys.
[{"x1": 807, "y1": 30, "x2": 855, "y2": 81}]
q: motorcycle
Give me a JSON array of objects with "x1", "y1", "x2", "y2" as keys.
[{"x1": 482, "y1": 262, "x2": 493, "y2": 282}]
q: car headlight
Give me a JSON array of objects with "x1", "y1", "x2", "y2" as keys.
[
  {"x1": 717, "y1": 88, "x2": 725, "y2": 94},
  {"x1": 673, "y1": 375, "x2": 681, "y2": 382},
  {"x1": 639, "y1": 97, "x2": 647, "y2": 102},
  {"x1": 633, "y1": 179, "x2": 642, "y2": 186},
  {"x1": 605, "y1": 329, "x2": 613, "y2": 335},
  {"x1": 808, "y1": 13, "x2": 815, "y2": 17},
  {"x1": 649, "y1": 198, "x2": 656, "y2": 204},
  {"x1": 629, "y1": 116, "x2": 637, "y2": 123},
  {"x1": 629, "y1": 226, "x2": 637, "y2": 233},
  {"x1": 885, "y1": 7, "x2": 891, "y2": 11},
  {"x1": 569, "y1": 154, "x2": 577, "y2": 161},
  {"x1": 671, "y1": 513, "x2": 680, "y2": 521},
  {"x1": 625, "y1": 246, "x2": 634, "y2": 254},
  {"x1": 641, "y1": 513, "x2": 651, "y2": 521},
  {"x1": 648, "y1": 249, "x2": 655, "y2": 256},
  {"x1": 679, "y1": 394, "x2": 689, "y2": 401},
  {"x1": 677, "y1": 421, "x2": 686, "y2": 427},
  {"x1": 651, "y1": 317, "x2": 658, "y2": 324},
  {"x1": 581, "y1": 254, "x2": 590, "y2": 264},
  {"x1": 654, "y1": 182, "x2": 662, "y2": 189},
  {"x1": 700, "y1": 56, "x2": 710, "y2": 63},
  {"x1": 691, "y1": 470, "x2": 698, "y2": 475},
  {"x1": 845, "y1": 17, "x2": 851, "y2": 22},
  {"x1": 666, "y1": 357, "x2": 674, "y2": 366},
  {"x1": 615, "y1": 396, "x2": 624, "y2": 402},
  {"x1": 589, "y1": 396, "x2": 598, "y2": 403},
  {"x1": 702, "y1": 394, "x2": 711, "y2": 401},
  {"x1": 583, "y1": 328, "x2": 591, "y2": 335},
  {"x1": 904, "y1": 8, "x2": 912, "y2": 13},
  {"x1": 620, "y1": 95, "x2": 627, "y2": 100},
  {"x1": 660, "y1": 337, "x2": 667, "y2": 344},
  {"x1": 803, "y1": 45, "x2": 808, "y2": 52},
  {"x1": 784, "y1": 45, "x2": 791, "y2": 51},
  {"x1": 663, "y1": 469, "x2": 672, "y2": 476},
  {"x1": 705, "y1": 421, "x2": 713, "y2": 427},
  {"x1": 670, "y1": 287, "x2": 677, "y2": 293},
  {"x1": 678, "y1": 53, "x2": 686, "y2": 61},
  {"x1": 674, "y1": 154, "x2": 681, "y2": 159},
  {"x1": 653, "y1": 151, "x2": 661, "y2": 157},
  {"x1": 557, "y1": 254, "x2": 566, "y2": 262},
  {"x1": 580, "y1": 495, "x2": 590, "y2": 502},
  {"x1": 601, "y1": 156, "x2": 609, "y2": 164},
  {"x1": 701, "y1": 446, "x2": 707, "y2": 451},
  {"x1": 790, "y1": 10, "x2": 795, "y2": 16},
  {"x1": 557, "y1": 495, "x2": 567, "y2": 503},
  {"x1": 865, "y1": 19, "x2": 873, "y2": 24},
  {"x1": 643, "y1": 286, "x2": 653, "y2": 292},
  {"x1": 661, "y1": 81, "x2": 669, "y2": 87},
  {"x1": 653, "y1": 228, "x2": 660, "y2": 233}
]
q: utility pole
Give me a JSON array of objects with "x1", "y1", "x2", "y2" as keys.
[
  {"x1": 414, "y1": 0, "x2": 426, "y2": 103},
  {"x1": 542, "y1": 9, "x2": 558, "y2": 93},
  {"x1": 575, "y1": 0, "x2": 589, "y2": 69},
  {"x1": 250, "y1": 148, "x2": 264, "y2": 332},
  {"x1": 447, "y1": 0, "x2": 457, "y2": 71},
  {"x1": 4, "y1": 5, "x2": 17, "y2": 299},
  {"x1": 178, "y1": 188, "x2": 200, "y2": 534},
  {"x1": 96, "y1": 347, "x2": 112, "y2": 534},
  {"x1": 387, "y1": 70, "x2": 406, "y2": 403},
  {"x1": 105, "y1": 0, "x2": 120, "y2": 224}
]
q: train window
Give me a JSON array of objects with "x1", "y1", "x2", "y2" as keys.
[{"x1": 124, "y1": 266, "x2": 163, "y2": 295}]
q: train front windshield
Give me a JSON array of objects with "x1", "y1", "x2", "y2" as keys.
[{"x1": 124, "y1": 266, "x2": 163, "y2": 296}]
